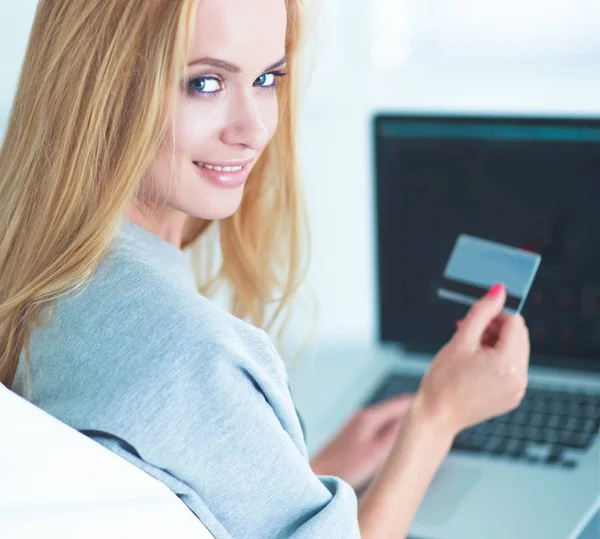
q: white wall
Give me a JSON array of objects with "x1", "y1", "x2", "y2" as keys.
[
  {"x1": 299, "y1": 0, "x2": 600, "y2": 346},
  {"x1": 2, "y1": 1, "x2": 600, "y2": 346},
  {"x1": 0, "y1": 2, "x2": 38, "y2": 135}
]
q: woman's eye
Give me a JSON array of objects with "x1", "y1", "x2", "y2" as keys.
[
  {"x1": 189, "y1": 77, "x2": 222, "y2": 94},
  {"x1": 254, "y1": 73, "x2": 276, "y2": 88}
]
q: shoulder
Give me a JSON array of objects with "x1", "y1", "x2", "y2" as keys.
[{"x1": 28, "y1": 245, "x2": 285, "y2": 395}]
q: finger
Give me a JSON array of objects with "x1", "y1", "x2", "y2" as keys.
[
  {"x1": 481, "y1": 314, "x2": 513, "y2": 341},
  {"x1": 460, "y1": 323, "x2": 498, "y2": 345},
  {"x1": 457, "y1": 313, "x2": 511, "y2": 331},
  {"x1": 365, "y1": 394, "x2": 414, "y2": 426},
  {"x1": 482, "y1": 333, "x2": 497, "y2": 347},
  {"x1": 494, "y1": 314, "x2": 529, "y2": 353},
  {"x1": 377, "y1": 419, "x2": 404, "y2": 447},
  {"x1": 462, "y1": 319, "x2": 503, "y2": 338},
  {"x1": 455, "y1": 284, "x2": 507, "y2": 348},
  {"x1": 483, "y1": 326, "x2": 501, "y2": 340}
]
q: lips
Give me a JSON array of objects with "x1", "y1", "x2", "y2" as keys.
[{"x1": 192, "y1": 160, "x2": 251, "y2": 189}]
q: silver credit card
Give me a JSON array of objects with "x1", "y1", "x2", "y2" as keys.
[{"x1": 437, "y1": 234, "x2": 542, "y2": 314}]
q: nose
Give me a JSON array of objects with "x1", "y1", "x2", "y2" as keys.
[{"x1": 220, "y1": 90, "x2": 270, "y2": 151}]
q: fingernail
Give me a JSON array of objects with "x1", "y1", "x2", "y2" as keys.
[
  {"x1": 488, "y1": 283, "x2": 504, "y2": 297},
  {"x1": 455, "y1": 319, "x2": 463, "y2": 327}
]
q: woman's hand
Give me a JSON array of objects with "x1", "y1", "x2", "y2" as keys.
[
  {"x1": 310, "y1": 394, "x2": 413, "y2": 491},
  {"x1": 357, "y1": 284, "x2": 531, "y2": 538},
  {"x1": 416, "y1": 283, "x2": 530, "y2": 435}
]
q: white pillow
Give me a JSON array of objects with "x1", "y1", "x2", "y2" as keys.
[{"x1": 0, "y1": 383, "x2": 214, "y2": 539}]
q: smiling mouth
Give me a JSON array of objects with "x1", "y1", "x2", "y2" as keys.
[
  {"x1": 192, "y1": 160, "x2": 252, "y2": 189},
  {"x1": 193, "y1": 161, "x2": 245, "y2": 172}
]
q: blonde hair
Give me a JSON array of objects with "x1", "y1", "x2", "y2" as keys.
[{"x1": 0, "y1": 0, "x2": 308, "y2": 388}]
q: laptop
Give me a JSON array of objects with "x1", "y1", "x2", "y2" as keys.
[{"x1": 365, "y1": 114, "x2": 600, "y2": 539}]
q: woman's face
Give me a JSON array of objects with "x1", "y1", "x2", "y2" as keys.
[{"x1": 142, "y1": 0, "x2": 287, "y2": 223}]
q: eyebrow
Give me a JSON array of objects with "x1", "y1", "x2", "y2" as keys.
[{"x1": 188, "y1": 56, "x2": 287, "y2": 74}]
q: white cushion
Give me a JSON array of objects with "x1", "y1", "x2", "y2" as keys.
[{"x1": 0, "y1": 383, "x2": 213, "y2": 538}]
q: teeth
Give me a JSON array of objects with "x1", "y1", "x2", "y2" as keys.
[{"x1": 196, "y1": 162, "x2": 243, "y2": 172}]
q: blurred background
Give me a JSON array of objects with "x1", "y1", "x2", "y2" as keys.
[{"x1": 2, "y1": 1, "x2": 599, "y2": 348}]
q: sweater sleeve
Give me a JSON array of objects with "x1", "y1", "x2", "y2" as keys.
[{"x1": 91, "y1": 339, "x2": 360, "y2": 539}]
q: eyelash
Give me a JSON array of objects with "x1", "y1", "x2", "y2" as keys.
[{"x1": 188, "y1": 71, "x2": 288, "y2": 98}]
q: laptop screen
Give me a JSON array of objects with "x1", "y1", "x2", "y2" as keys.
[{"x1": 374, "y1": 114, "x2": 600, "y2": 371}]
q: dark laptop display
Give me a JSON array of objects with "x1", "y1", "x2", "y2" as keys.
[{"x1": 373, "y1": 114, "x2": 600, "y2": 371}]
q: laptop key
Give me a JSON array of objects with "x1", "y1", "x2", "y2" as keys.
[
  {"x1": 470, "y1": 434, "x2": 487, "y2": 450},
  {"x1": 482, "y1": 436, "x2": 505, "y2": 454},
  {"x1": 505, "y1": 439, "x2": 526, "y2": 458},
  {"x1": 508, "y1": 425, "x2": 527, "y2": 439},
  {"x1": 542, "y1": 428, "x2": 561, "y2": 445},
  {"x1": 566, "y1": 402, "x2": 581, "y2": 416},
  {"x1": 566, "y1": 417, "x2": 579, "y2": 430},
  {"x1": 452, "y1": 434, "x2": 484, "y2": 454},
  {"x1": 495, "y1": 411, "x2": 517, "y2": 424},
  {"x1": 473, "y1": 422, "x2": 497, "y2": 436},
  {"x1": 530, "y1": 413, "x2": 545, "y2": 427},
  {"x1": 525, "y1": 443, "x2": 551, "y2": 460},
  {"x1": 532, "y1": 400, "x2": 549, "y2": 413},
  {"x1": 559, "y1": 431, "x2": 595, "y2": 449},
  {"x1": 547, "y1": 415, "x2": 562, "y2": 429},
  {"x1": 546, "y1": 446, "x2": 563, "y2": 465},
  {"x1": 575, "y1": 418, "x2": 596, "y2": 434},
  {"x1": 548, "y1": 401, "x2": 565, "y2": 415},
  {"x1": 582, "y1": 404, "x2": 600, "y2": 419},
  {"x1": 512, "y1": 410, "x2": 531, "y2": 425},
  {"x1": 493, "y1": 424, "x2": 509, "y2": 437},
  {"x1": 582, "y1": 395, "x2": 600, "y2": 407},
  {"x1": 492, "y1": 440, "x2": 509, "y2": 455},
  {"x1": 525, "y1": 427, "x2": 544, "y2": 443}
]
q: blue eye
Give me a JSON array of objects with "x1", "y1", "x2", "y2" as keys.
[
  {"x1": 254, "y1": 71, "x2": 287, "y2": 89},
  {"x1": 255, "y1": 73, "x2": 276, "y2": 88},
  {"x1": 189, "y1": 77, "x2": 222, "y2": 95}
]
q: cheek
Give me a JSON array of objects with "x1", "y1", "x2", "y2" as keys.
[
  {"x1": 171, "y1": 100, "x2": 225, "y2": 156},
  {"x1": 262, "y1": 96, "x2": 280, "y2": 141}
]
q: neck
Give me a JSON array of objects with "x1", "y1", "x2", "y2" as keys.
[{"x1": 124, "y1": 201, "x2": 188, "y2": 250}]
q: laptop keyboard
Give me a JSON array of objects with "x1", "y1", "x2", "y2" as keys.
[{"x1": 365, "y1": 373, "x2": 600, "y2": 469}]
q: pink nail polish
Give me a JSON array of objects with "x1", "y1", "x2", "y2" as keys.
[{"x1": 488, "y1": 283, "x2": 504, "y2": 297}]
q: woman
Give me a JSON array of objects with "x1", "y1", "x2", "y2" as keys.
[{"x1": 0, "y1": 0, "x2": 530, "y2": 537}]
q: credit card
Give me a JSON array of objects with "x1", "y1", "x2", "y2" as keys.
[{"x1": 437, "y1": 234, "x2": 542, "y2": 314}]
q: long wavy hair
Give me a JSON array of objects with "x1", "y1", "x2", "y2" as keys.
[{"x1": 0, "y1": 0, "x2": 308, "y2": 388}]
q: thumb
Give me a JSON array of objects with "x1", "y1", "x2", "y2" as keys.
[{"x1": 456, "y1": 283, "x2": 507, "y2": 348}]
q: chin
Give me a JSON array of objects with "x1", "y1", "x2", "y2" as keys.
[{"x1": 180, "y1": 189, "x2": 245, "y2": 221}]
